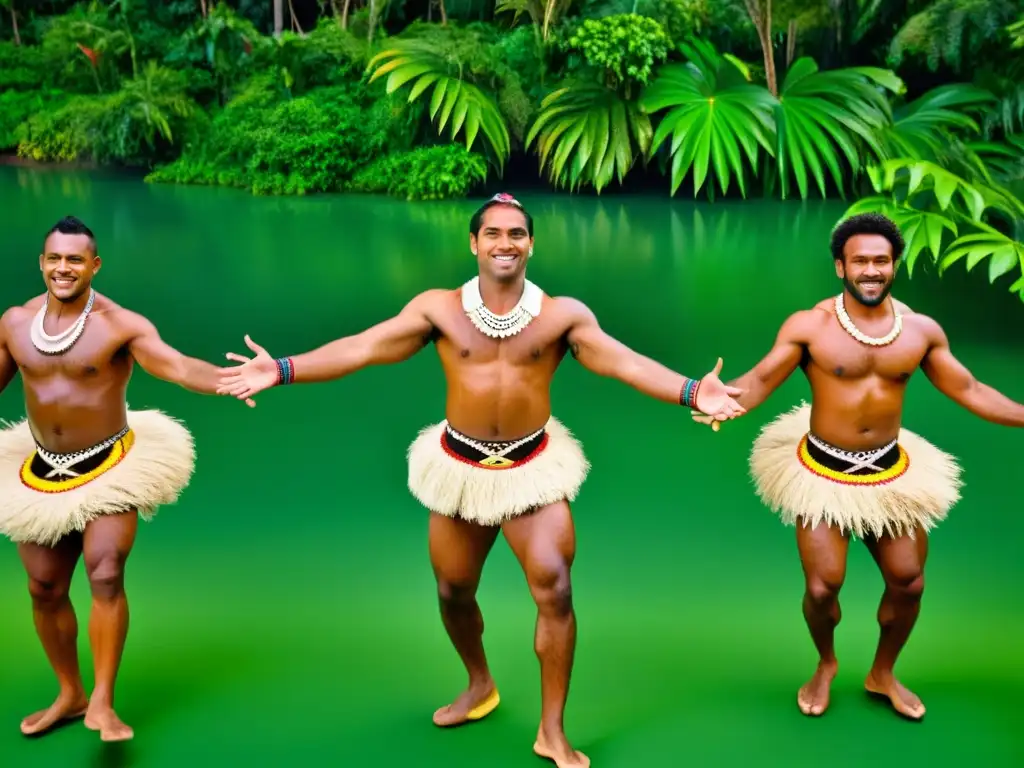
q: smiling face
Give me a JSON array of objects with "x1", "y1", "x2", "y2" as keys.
[
  {"x1": 835, "y1": 233, "x2": 896, "y2": 308},
  {"x1": 40, "y1": 231, "x2": 100, "y2": 303},
  {"x1": 469, "y1": 204, "x2": 533, "y2": 283}
]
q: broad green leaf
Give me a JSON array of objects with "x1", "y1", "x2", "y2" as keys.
[
  {"x1": 365, "y1": 44, "x2": 510, "y2": 169},
  {"x1": 773, "y1": 57, "x2": 896, "y2": 199},
  {"x1": 987, "y1": 245, "x2": 1020, "y2": 283},
  {"x1": 641, "y1": 40, "x2": 776, "y2": 198},
  {"x1": 525, "y1": 83, "x2": 651, "y2": 193}
]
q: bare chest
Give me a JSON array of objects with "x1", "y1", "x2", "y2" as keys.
[
  {"x1": 808, "y1": 326, "x2": 927, "y2": 382},
  {"x1": 436, "y1": 314, "x2": 566, "y2": 367},
  {"x1": 8, "y1": 320, "x2": 129, "y2": 380}
]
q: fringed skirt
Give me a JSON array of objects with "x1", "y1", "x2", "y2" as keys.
[
  {"x1": 749, "y1": 403, "x2": 963, "y2": 539},
  {"x1": 407, "y1": 416, "x2": 590, "y2": 526},
  {"x1": 0, "y1": 409, "x2": 196, "y2": 547}
]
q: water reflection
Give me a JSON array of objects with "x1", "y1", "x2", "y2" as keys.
[{"x1": 1, "y1": 167, "x2": 1020, "y2": 349}]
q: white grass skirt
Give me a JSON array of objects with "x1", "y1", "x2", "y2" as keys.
[
  {"x1": 407, "y1": 416, "x2": 590, "y2": 526},
  {"x1": 749, "y1": 403, "x2": 963, "y2": 539},
  {"x1": 0, "y1": 409, "x2": 195, "y2": 547}
]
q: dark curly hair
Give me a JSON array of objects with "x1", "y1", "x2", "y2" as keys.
[{"x1": 830, "y1": 212, "x2": 904, "y2": 263}]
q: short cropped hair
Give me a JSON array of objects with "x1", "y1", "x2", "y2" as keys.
[
  {"x1": 45, "y1": 215, "x2": 97, "y2": 254},
  {"x1": 469, "y1": 193, "x2": 534, "y2": 236}
]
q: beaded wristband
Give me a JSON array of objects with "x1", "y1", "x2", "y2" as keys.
[
  {"x1": 274, "y1": 357, "x2": 295, "y2": 386},
  {"x1": 679, "y1": 377, "x2": 701, "y2": 409}
]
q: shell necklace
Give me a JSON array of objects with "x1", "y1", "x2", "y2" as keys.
[
  {"x1": 462, "y1": 276, "x2": 543, "y2": 338},
  {"x1": 834, "y1": 293, "x2": 902, "y2": 347},
  {"x1": 30, "y1": 289, "x2": 96, "y2": 356}
]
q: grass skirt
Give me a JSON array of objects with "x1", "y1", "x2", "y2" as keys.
[
  {"x1": 0, "y1": 409, "x2": 195, "y2": 547},
  {"x1": 407, "y1": 416, "x2": 590, "y2": 526},
  {"x1": 749, "y1": 403, "x2": 963, "y2": 538}
]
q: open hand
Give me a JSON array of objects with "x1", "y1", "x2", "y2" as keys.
[
  {"x1": 693, "y1": 358, "x2": 745, "y2": 426},
  {"x1": 216, "y1": 335, "x2": 278, "y2": 406}
]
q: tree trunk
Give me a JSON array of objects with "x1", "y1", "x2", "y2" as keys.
[
  {"x1": 341, "y1": 0, "x2": 352, "y2": 30},
  {"x1": 288, "y1": 0, "x2": 304, "y2": 34},
  {"x1": 273, "y1": 0, "x2": 284, "y2": 37},
  {"x1": 743, "y1": 0, "x2": 777, "y2": 96},
  {"x1": 9, "y1": 0, "x2": 20, "y2": 45},
  {"x1": 786, "y1": 19, "x2": 797, "y2": 68},
  {"x1": 438, "y1": 0, "x2": 447, "y2": 25}
]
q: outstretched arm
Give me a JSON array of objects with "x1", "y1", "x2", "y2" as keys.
[
  {"x1": 689, "y1": 309, "x2": 813, "y2": 428},
  {"x1": 921, "y1": 319, "x2": 1024, "y2": 427},
  {"x1": 563, "y1": 298, "x2": 744, "y2": 418},
  {"x1": 123, "y1": 312, "x2": 233, "y2": 397},
  {"x1": 217, "y1": 291, "x2": 438, "y2": 402},
  {"x1": 0, "y1": 311, "x2": 17, "y2": 397},
  {"x1": 726, "y1": 310, "x2": 815, "y2": 410}
]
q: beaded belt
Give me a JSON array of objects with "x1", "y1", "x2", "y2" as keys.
[
  {"x1": 806, "y1": 432, "x2": 897, "y2": 474},
  {"x1": 444, "y1": 424, "x2": 546, "y2": 468},
  {"x1": 34, "y1": 425, "x2": 131, "y2": 480}
]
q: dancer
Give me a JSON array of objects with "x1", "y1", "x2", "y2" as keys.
[
  {"x1": 0, "y1": 216, "x2": 237, "y2": 742},
  {"x1": 692, "y1": 212, "x2": 1024, "y2": 720},
  {"x1": 217, "y1": 193, "x2": 745, "y2": 767}
]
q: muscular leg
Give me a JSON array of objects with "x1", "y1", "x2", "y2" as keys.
[
  {"x1": 863, "y1": 529, "x2": 928, "y2": 720},
  {"x1": 795, "y1": 520, "x2": 849, "y2": 716},
  {"x1": 81, "y1": 510, "x2": 138, "y2": 742},
  {"x1": 17, "y1": 533, "x2": 89, "y2": 736},
  {"x1": 429, "y1": 511, "x2": 501, "y2": 727},
  {"x1": 502, "y1": 501, "x2": 588, "y2": 768}
]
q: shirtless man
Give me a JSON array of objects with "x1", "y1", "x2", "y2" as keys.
[
  {"x1": 0, "y1": 216, "x2": 241, "y2": 742},
  {"x1": 692, "y1": 212, "x2": 1024, "y2": 720},
  {"x1": 217, "y1": 192, "x2": 745, "y2": 767}
]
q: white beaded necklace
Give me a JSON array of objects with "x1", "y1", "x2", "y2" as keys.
[
  {"x1": 462, "y1": 276, "x2": 543, "y2": 338},
  {"x1": 30, "y1": 289, "x2": 96, "y2": 356},
  {"x1": 834, "y1": 292, "x2": 902, "y2": 347}
]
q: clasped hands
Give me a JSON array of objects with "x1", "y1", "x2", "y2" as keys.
[
  {"x1": 215, "y1": 335, "x2": 277, "y2": 406},
  {"x1": 691, "y1": 358, "x2": 745, "y2": 432}
]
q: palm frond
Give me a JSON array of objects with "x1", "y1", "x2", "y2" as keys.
[
  {"x1": 366, "y1": 43, "x2": 510, "y2": 168},
  {"x1": 640, "y1": 38, "x2": 776, "y2": 197},
  {"x1": 525, "y1": 82, "x2": 651, "y2": 193}
]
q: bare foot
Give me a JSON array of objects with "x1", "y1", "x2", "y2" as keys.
[
  {"x1": 84, "y1": 705, "x2": 134, "y2": 742},
  {"x1": 865, "y1": 672, "x2": 925, "y2": 720},
  {"x1": 20, "y1": 692, "x2": 89, "y2": 736},
  {"x1": 797, "y1": 660, "x2": 837, "y2": 716},
  {"x1": 534, "y1": 726, "x2": 590, "y2": 768},
  {"x1": 432, "y1": 681, "x2": 500, "y2": 727}
]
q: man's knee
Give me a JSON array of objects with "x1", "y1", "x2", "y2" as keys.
[
  {"x1": 28, "y1": 577, "x2": 70, "y2": 606},
  {"x1": 527, "y1": 562, "x2": 573, "y2": 616},
  {"x1": 805, "y1": 574, "x2": 843, "y2": 606},
  {"x1": 85, "y1": 554, "x2": 127, "y2": 599},
  {"x1": 884, "y1": 568, "x2": 925, "y2": 600},
  {"x1": 437, "y1": 578, "x2": 478, "y2": 609}
]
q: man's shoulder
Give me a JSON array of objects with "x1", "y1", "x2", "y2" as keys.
[
  {"x1": 789, "y1": 301, "x2": 835, "y2": 328},
  {"x1": 892, "y1": 297, "x2": 916, "y2": 315},
  {"x1": 407, "y1": 287, "x2": 458, "y2": 315},
  {"x1": 1, "y1": 295, "x2": 45, "y2": 327},
  {"x1": 810, "y1": 296, "x2": 838, "y2": 316},
  {"x1": 542, "y1": 296, "x2": 594, "y2": 326},
  {"x1": 97, "y1": 299, "x2": 155, "y2": 337},
  {"x1": 900, "y1": 305, "x2": 943, "y2": 336}
]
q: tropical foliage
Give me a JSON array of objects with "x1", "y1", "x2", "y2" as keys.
[{"x1": 1, "y1": 0, "x2": 1023, "y2": 299}]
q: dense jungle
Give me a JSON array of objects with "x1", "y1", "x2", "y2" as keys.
[{"x1": 1, "y1": 0, "x2": 1022, "y2": 300}]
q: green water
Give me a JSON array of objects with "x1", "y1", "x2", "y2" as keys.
[{"x1": 1, "y1": 167, "x2": 1022, "y2": 767}]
